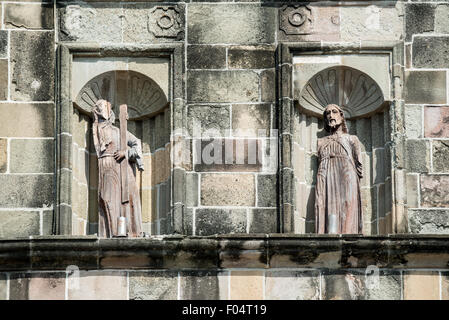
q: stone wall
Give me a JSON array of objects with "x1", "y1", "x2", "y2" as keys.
[
  {"x1": 184, "y1": 4, "x2": 278, "y2": 236},
  {"x1": 0, "y1": 0, "x2": 447, "y2": 237},
  {"x1": 2, "y1": 268, "x2": 448, "y2": 300},
  {"x1": 0, "y1": 1, "x2": 55, "y2": 237},
  {"x1": 403, "y1": 2, "x2": 449, "y2": 234}
]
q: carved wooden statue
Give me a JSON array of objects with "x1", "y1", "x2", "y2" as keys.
[
  {"x1": 92, "y1": 99, "x2": 144, "y2": 238},
  {"x1": 315, "y1": 104, "x2": 363, "y2": 234}
]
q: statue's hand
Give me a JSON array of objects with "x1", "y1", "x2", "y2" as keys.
[{"x1": 113, "y1": 150, "x2": 126, "y2": 162}]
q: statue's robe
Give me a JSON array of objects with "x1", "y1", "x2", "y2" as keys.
[
  {"x1": 93, "y1": 120, "x2": 144, "y2": 238},
  {"x1": 315, "y1": 133, "x2": 363, "y2": 234}
]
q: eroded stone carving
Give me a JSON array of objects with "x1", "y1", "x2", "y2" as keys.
[
  {"x1": 75, "y1": 70, "x2": 168, "y2": 120},
  {"x1": 148, "y1": 6, "x2": 184, "y2": 38},
  {"x1": 279, "y1": 5, "x2": 313, "y2": 35},
  {"x1": 315, "y1": 104, "x2": 363, "y2": 234},
  {"x1": 298, "y1": 66, "x2": 385, "y2": 119},
  {"x1": 92, "y1": 100, "x2": 144, "y2": 238}
]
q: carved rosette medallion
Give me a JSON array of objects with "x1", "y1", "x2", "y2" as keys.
[
  {"x1": 148, "y1": 6, "x2": 184, "y2": 38},
  {"x1": 279, "y1": 5, "x2": 313, "y2": 35}
]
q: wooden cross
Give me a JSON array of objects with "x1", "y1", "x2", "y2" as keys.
[{"x1": 119, "y1": 104, "x2": 129, "y2": 205}]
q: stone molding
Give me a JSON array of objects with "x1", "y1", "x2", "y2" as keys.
[{"x1": 1, "y1": 234, "x2": 449, "y2": 271}]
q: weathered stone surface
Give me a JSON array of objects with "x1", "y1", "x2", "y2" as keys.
[
  {"x1": 71, "y1": 109, "x2": 89, "y2": 149},
  {"x1": 257, "y1": 174, "x2": 276, "y2": 207},
  {"x1": 340, "y1": 4, "x2": 403, "y2": 41},
  {"x1": 0, "y1": 31, "x2": 7, "y2": 58},
  {"x1": 180, "y1": 271, "x2": 227, "y2": 300},
  {"x1": 59, "y1": 3, "x2": 122, "y2": 42},
  {"x1": 441, "y1": 272, "x2": 449, "y2": 300},
  {"x1": 201, "y1": 174, "x2": 255, "y2": 206},
  {"x1": 42, "y1": 210, "x2": 53, "y2": 236},
  {"x1": 0, "y1": 211, "x2": 40, "y2": 238},
  {"x1": 248, "y1": 209, "x2": 276, "y2": 233},
  {"x1": 228, "y1": 46, "x2": 275, "y2": 69},
  {"x1": 404, "y1": 71, "x2": 446, "y2": 104},
  {"x1": 372, "y1": 148, "x2": 386, "y2": 184},
  {"x1": 230, "y1": 270, "x2": 263, "y2": 300},
  {"x1": 187, "y1": 45, "x2": 226, "y2": 69},
  {"x1": 406, "y1": 139, "x2": 430, "y2": 172},
  {"x1": 0, "y1": 274, "x2": 5, "y2": 300},
  {"x1": 409, "y1": 209, "x2": 449, "y2": 234},
  {"x1": 28, "y1": 273, "x2": 65, "y2": 300},
  {"x1": 435, "y1": 4, "x2": 449, "y2": 33},
  {"x1": 371, "y1": 113, "x2": 385, "y2": 149},
  {"x1": 406, "y1": 174, "x2": 419, "y2": 208},
  {"x1": 322, "y1": 271, "x2": 364, "y2": 300},
  {"x1": 404, "y1": 105, "x2": 423, "y2": 139},
  {"x1": 261, "y1": 69, "x2": 275, "y2": 102},
  {"x1": 413, "y1": 36, "x2": 449, "y2": 68},
  {"x1": 322, "y1": 270, "x2": 401, "y2": 300},
  {"x1": 4, "y1": 3, "x2": 53, "y2": 30},
  {"x1": 9, "y1": 139, "x2": 54, "y2": 173},
  {"x1": 433, "y1": 141, "x2": 449, "y2": 172},
  {"x1": 68, "y1": 271, "x2": 127, "y2": 300},
  {"x1": 405, "y1": 3, "x2": 435, "y2": 42},
  {"x1": 405, "y1": 43, "x2": 412, "y2": 69},
  {"x1": 11, "y1": 31, "x2": 54, "y2": 101},
  {"x1": 279, "y1": 5, "x2": 340, "y2": 42},
  {"x1": 195, "y1": 209, "x2": 247, "y2": 236},
  {"x1": 193, "y1": 138, "x2": 263, "y2": 172},
  {"x1": 0, "y1": 104, "x2": 54, "y2": 137},
  {"x1": 188, "y1": 4, "x2": 275, "y2": 44},
  {"x1": 404, "y1": 271, "x2": 440, "y2": 300},
  {"x1": 123, "y1": 3, "x2": 185, "y2": 43},
  {"x1": 421, "y1": 175, "x2": 449, "y2": 207},
  {"x1": 187, "y1": 71, "x2": 259, "y2": 103},
  {"x1": 9, "y1": 273, "x2": 65, "y2": 300},
  {"x1": 232, "y1": 104, "x2": 271, "y2": 136},
  {"x1": 425, "y1": 106, "x2": 449, "y2": 138},
  {"x1": 0, "y1": 59, "x2": 7, "y2": 100},
  {"x1": 355, "y1": 118, "x2": 372, "y2": 152},
  {"x1": 129, "y1": 271, "x2": 178, "y2": 300},
  {"x1": 185, "y1": 173, "x2": 199, "y2": 207},
  {"x1": 187, "y1": 105, "x2": 230, "y2": 137},
  {"x1": 0, "y1": 139, "x2": 7, "y2": 173},
  {"x1": 265, "y1": 270, "x2": 320, "y2": 300},
  {"x1": 366, "y1": 271, "x2": 401, "y2": 300},
  {"x1": 0, "y1": 174, "x2": 53, "y2": 208}
]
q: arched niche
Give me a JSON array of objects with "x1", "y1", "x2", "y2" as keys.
[
  {"x1": 292, "y1": 65, "x2": 392, "y2": 235},
  {"x1": 74, "y1": 70, "x2": 168, "y2": 120},
  {"x1": 70, "y1": 70, "x2": 172, "y2": 236}
]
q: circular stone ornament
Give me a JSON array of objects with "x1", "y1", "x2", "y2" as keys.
[{"x1": 289, "y1": 12, "x2": 306, "y2": 26}]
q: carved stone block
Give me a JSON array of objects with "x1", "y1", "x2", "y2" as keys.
[
  {"x1": 148, "y1": 6, "x2": 184, "y2": 38},
  {"x1": 279, "y1": 5, "x2": 313, "y2": 35}
]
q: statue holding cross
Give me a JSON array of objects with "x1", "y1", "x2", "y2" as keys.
[{"x1": 92, "y1": 99, "x2": 144, "y2": 238}]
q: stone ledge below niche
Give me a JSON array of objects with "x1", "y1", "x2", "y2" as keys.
[{"x1": 1, "y1": 234, "x2": 449, "y2": 271}]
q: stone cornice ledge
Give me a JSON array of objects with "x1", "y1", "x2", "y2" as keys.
[{"x1": 1, "y1": 234, "x2": 449, "y2": 271}]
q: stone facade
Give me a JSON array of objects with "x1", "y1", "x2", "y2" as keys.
[
  {"x1": 0, "y1": 0, "x2": 448, "y2": 300},
  {"x1": 0, "y1": 1, "x2": 54, "y2": 237}
]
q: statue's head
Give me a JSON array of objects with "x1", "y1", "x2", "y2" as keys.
[
  {"x1": 93, "y1": 99, "x2": 115, "y2": 123},
  {"x1": 323, "y1": 104, "x2": 348, "y2": 133}
]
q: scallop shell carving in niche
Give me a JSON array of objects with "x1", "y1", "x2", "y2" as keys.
[
  {"x1": 298, "y1": 66, "x2": 385, "y2": 119},
  {"x1": 75, "y1": 70, "x2": 168, "y2": 120}
]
